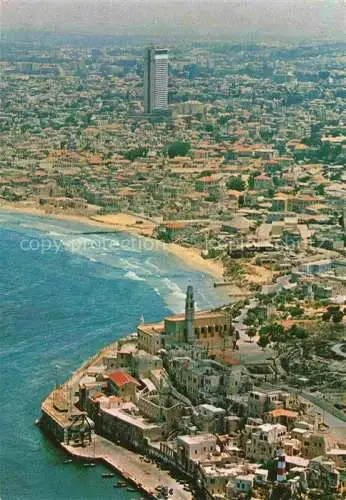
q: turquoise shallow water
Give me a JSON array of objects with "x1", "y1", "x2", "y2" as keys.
[{"x1": 0, "y1": 210, "x2": 227, "y2": 500}]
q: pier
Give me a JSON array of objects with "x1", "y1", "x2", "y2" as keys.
[{"x1": 62, "y1": 435, "x2": 193, "y2": 500}]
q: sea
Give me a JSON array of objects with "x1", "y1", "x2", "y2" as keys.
[{"x1": 0, "y1": 210, "x2": 228, "y2": 500}]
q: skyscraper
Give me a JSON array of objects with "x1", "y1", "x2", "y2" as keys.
[{"x1": 144, "y1": 46, "x2": 169, "y2": 114}]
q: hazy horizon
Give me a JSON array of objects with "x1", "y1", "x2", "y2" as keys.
[{"x1": 2, "y1": 0, "x2": 346, "y2": 42}]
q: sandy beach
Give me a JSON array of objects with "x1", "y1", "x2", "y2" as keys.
[{"x1": 0, "y1": 203, "x2": 225, "y2": 280}]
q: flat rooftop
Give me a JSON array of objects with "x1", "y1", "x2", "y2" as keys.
[
  {"x1": 102, "y1": 406, "x2": 160, "y2": 431},
  {"x1": 177, "y1": 433, "x2": 216, "y2": 445}
]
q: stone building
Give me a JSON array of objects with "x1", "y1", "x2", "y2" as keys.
[
  {"x1": 246, "y1": 423, "x2": 287, "y2": 461},
  {"x1": 137, "y1": 393, "x2": 184, "y2": 430},
  {"x1": 138, "y1": 286, "x2": 233, "y2": 354},
  {"x1": 167, "y1": 357, "x2": 229, "y2": 405},
  {"x1": 308, "y1": 456, "x2": 343, "y2": 493},
  {"x1": 301, "y1": 433, "x2": 330, "y2": 459},
  {"x1": 177, "y1": 433, "x2": 217, "y2": 461},
  {"x1": 195, "y1": 403, "x2": 226, "y2": 433},
  {"x1": 247, "y1": 390, "x2": 283, "y2": 417}
]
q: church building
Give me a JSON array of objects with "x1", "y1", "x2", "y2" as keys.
[{"x1": 137, "y1": 286, "x2": 233, "y2": 355}]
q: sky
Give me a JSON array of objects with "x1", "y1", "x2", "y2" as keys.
[{"x1": 2, "y1": 0, "x2": 346, "y2": 41}]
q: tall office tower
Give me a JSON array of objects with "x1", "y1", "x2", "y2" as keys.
[{"x1": 144, "y1": 46, "x2": 169, "y2": 114}]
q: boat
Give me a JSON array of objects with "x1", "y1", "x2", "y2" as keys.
[
  {"x1": 63, "y1": 459, "x2": 73, "y2": 464},
  {"x1": 102, "y1": 472, "x2": 115, "y2": 478},
  {"x1": 127, "y1": 487, "x2": 137, "y2": 492},
  {"x1": 114, "y1": 481, "x2": 127, "y2": 488},
  {"x1": 83, "y1": 463, "x2": 96, "y2": 467}
]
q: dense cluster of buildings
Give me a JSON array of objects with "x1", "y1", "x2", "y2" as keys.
[{"x1": 41, "y1": 286, "x2": 346, "y2": 499}]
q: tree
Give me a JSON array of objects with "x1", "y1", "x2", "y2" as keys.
[
  {"x1": 257, "y1": 335, "x2": 270, "y2": 350},
  {"x1": 288, "y1": 325, "x2": 308, "y2": 339},
  {"x1": 248, "y1": 173, "x2": 258, "y2": 189},
  {"x1": 315, "y1": 184, "x2": 325, "y2": 196},
  {"x1": 218, "y1": 115, "x2": 229, "y2": 126},
  {"x1": 197, "y1": 170, "x2": 212, "y2": 178},
  {"x1": 269, "y1": 323, "x2": 285, "y2": 342},
  {"x1": 289, "y1": 306, "x2": 304, "y2": 318},
  {"x1": 332, "y1": 310, "x2": 344, "y2": 323},
  {"x1": 260, "y1": 129, "x2": 274, "y2": 143},
  {"x1": 226, "y1": 176, "x2": 245, "y2": 191},
  {"x1": 204, "y1": 123, "x2": 214, "y2": 133},
  {"x1": 327, "y1": 305, "x2": 340, "y2": 313},
  {"x1": 322, "y1": 311, "x2": 332, "y2": 322},
  {"x1": 247, "y1": 328, "x2": 257, "y2": 342},
  {"x1": 244, "y1": 316, "x2": 256, "y2": 327},
  {"x1": 166, "y1": 141, "x2": 191, "y2": 158},
  {"x1": 124, "y1": 147, "x2": 148, "y2": 162}
]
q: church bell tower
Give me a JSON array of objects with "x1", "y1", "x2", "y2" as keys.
[{"x1": 185, "y1": 285, "x2": 195, "y2": 344}]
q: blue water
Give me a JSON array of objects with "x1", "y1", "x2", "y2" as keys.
[{"x1": 0, "y1": 210, "x2": 227, "y2": 500}]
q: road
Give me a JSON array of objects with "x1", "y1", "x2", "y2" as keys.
[
  {"x1": 278, "y1": 384, "x2": 346, "y2": 429},
  {"x1": 300, "y1": 390, "x2": 346, "y2": 428}
]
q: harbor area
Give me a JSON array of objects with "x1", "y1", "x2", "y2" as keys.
[{"x1": 62, "y1": 435, "x2": 193, "y2": 500}]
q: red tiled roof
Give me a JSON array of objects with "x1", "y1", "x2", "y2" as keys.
[
  {"x1": 256, "y1": 174, "x2": 271, "y2": 180},
  {"x1": 108, "y1": 370, "x2": 139, "y2": 388}
]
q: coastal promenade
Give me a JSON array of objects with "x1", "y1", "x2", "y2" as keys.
[{"x1": 62, "y1": 435, "x2": 193, "y2": 500}]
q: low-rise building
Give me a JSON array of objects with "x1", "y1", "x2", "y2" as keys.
[
  {"x1": 177, "y1": 433, "x2": 217, "y2": 461},
  {"x1": 108, "y1": 370, "x2": 139, "y2": 402}
]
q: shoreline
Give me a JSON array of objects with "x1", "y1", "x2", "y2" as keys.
[{"x1": 0, "y1": 203, "x2": 225, "y2": 280}]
